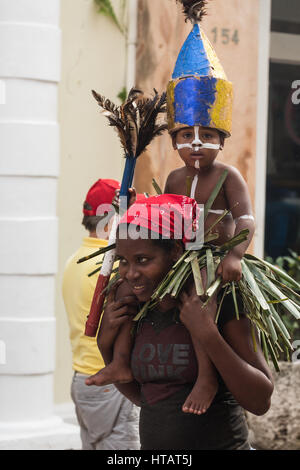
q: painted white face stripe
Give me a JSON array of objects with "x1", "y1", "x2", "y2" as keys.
[
  {"x1": 193, "y1": 126, "x2": 201, "y2": 146},
  {"x1": 190, "y1": 174, "x2": 199, "y2": 198},
  {"x1": 176, "y1": 126, "x2": 221, "y2": 151},
  {"x1": 176, "y1": 143, "x2": 193, "y2": 150}
]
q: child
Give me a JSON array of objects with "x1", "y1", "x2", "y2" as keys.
[
  {"x1": 160, "y1": 6, "x2": 256, "y2": 412},
  {"x1": 163, "y1": 124, "x2": 255, "y2": 414}
]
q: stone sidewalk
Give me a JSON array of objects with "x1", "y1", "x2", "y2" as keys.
[
  {"x1": 0, "y1": 402, "x2": 140, "y2": 450},
  {"x1": 246, "y1": 362, "x2": 300, "y2": 450}
]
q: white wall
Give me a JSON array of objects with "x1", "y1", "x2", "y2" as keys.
[
  {"x1": 0, "y1": 0, "x2": 60, "y2": 420},
  {"x1": 55, "y1": 0, "x2": 128, "y2": 403}
]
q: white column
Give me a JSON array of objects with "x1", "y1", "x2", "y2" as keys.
[{"x1": 0, "y1": 0, "x2": 79, "y2": 449}]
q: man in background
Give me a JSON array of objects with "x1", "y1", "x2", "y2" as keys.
[{"x1": 62, "y1": 179, "x2": 140, "y2": 450}]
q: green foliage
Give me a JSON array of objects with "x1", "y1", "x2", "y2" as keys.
[
  {"x1": 266, "y1": 250, "x2": 300, "y2": 344},
  {"x1": 94, "y1": 0, "x2": 125, "y2": 34},
  {"x1": 133, "y1": 172, "x2": 300, "y2": 369},
  {"x1": 265, "y1": 250, "x2": 300, "y2": 283},
  {"x1": 117, "y1": 86, "x2": 127, "y2": 103}
]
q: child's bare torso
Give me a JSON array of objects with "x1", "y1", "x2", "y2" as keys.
[{"x1": 164, "y1": 162, "x2": 237, "y2": 246}]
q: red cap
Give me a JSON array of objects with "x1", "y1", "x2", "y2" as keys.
[{"x1": 83, "y1": 179, "x2": 120, "y2": 216}]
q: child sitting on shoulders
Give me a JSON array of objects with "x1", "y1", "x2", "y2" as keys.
[{"x1": 86, "y1": 10, "x2": 256, "y2": 416}]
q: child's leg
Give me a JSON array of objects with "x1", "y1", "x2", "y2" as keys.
[
  {"x1": 86, "y1": 321, "x2": 134, "y2": 386},
  {"x1": 182, "y1": 266, "x2": 219, "y2": 414},
  {"x1": 182, "y1": 337, "x2": 218, "y2": 415}
]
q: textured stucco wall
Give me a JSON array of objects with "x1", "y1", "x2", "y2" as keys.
[{"x1": 134, "y1": 0, "x2": 259, "y2": 217}]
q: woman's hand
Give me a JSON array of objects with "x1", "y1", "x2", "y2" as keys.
[
  {"x1": 179, "y1": 284, "x2": 218, "y2": 335},
  {"x1": 104, "y1": 279, "x2": 139, "y2": 331}
]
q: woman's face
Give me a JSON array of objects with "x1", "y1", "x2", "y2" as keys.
[{"x1": 116, "y1": 237, "x2": 175, "y2": 302}]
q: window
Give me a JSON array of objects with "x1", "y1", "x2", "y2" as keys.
[
  {"x1": 265, "y1": 62, "x2": 300, "y2": 259},
  {"x1": 271, "y1": 0, "x2": 300, "y2": 34}
]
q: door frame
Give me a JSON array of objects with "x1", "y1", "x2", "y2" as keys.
[
  {"x1": 254, "y1": 1, "x2": 300, "y2": 257},
  {"x1": 254, "y1": 0, "x2": 272, "y2": 257}
]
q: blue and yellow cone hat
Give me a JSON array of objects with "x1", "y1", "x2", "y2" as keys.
[{"x1": 167, "y1": 1, "x2": 233, "y2": 137}]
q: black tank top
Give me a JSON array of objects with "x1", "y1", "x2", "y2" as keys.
[{"x1": 132, "y1": 306, "x2": 250, "y2": 450}]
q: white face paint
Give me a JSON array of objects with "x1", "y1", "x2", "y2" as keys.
[{"x1": 176, "y1": 126, "x2": 221, "y2": 152}]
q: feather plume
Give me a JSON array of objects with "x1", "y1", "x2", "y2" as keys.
[
  {"x1": 92, "y1": 88, "x2": 167, "y2": 159},
  {"x1": 176, "y1": 0, "x2": 209, "y2": 23}
]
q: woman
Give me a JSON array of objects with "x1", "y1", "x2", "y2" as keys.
[{"x1": 94, "y1": 194, "x2": 274, "y2": 450}]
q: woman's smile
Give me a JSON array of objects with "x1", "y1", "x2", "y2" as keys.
[{"x1": 131, "y1": 284, "x2": 147, "y2": 296}]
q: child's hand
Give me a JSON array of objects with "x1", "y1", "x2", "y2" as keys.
[
  {"x1": 216, "y1": 252, "x2": 242, "y2": 283},
  {"x1": 112, "y1": 188, "x2": 137, "y2": 210},
  {"x1": 128, "y1": 187, "x2": 137, "y2": 207}
]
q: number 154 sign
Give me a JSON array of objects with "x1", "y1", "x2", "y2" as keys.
[{"x1": 211, "y1": 27, "x2": 240, "y2": 45}]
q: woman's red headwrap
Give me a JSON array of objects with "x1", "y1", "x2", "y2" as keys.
[{"x1": 119, "y1": 194, "x2": 200, "y2": 246}]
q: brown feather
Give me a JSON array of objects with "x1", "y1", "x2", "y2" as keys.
[
  {"x1": 176, "y1": 0, "x2": 209, "y2": 22},
  {"x1": 91, "y1": 88, "x2": 167, "y2": 159},
  {"x1": 135, "y1": 91, "x2": 168, "y2": 156}
]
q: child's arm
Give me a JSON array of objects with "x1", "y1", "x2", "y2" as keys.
[
  {"x1": 217, "y1": 166, "x2": 255, "y2": 282},
  {"x1": 164, "y1": 168, "x2": 182, "y2": 194},
  {"x1": 97, "y1": 280, "x2": 141, "y2": 406}
]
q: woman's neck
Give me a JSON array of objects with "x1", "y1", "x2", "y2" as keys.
[{"x1": 157, "y1": 295, "x2": 178, "y2": 313}]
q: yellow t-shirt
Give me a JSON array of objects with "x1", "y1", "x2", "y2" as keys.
[{"x1": 62, "y1": 237, "x2": 108, "y2": 375}]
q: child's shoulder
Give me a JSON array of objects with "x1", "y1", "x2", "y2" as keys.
[
  {"x1": 164, "y1": 166, "x2": 187, "y2": 191},
  {"x1": 214, "y1": 161, "x2": 244, "y2": 182},
  {"x1": 166, "y1": 166, "x2": 187, "y2": 179}
]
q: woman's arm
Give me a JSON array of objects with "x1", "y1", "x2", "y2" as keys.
[
  {"x1": 202, "y1": 316, "x2": 273, "y2": 415},
  {"x1": 180, "y1": 291, "x2": 274, "y2": 416}
]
